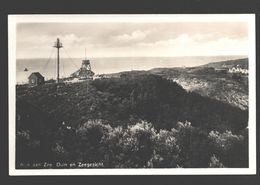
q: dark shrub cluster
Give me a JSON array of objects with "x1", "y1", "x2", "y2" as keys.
[{"x1": 16, "y1": 120, "x2": 248, "y2": 168}]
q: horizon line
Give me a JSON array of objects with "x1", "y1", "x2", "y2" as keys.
[{"x1": 16, "y1": 55, "x2": 248, "y2": 60}]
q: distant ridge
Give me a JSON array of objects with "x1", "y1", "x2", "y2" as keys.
[
  {"x1": 149, "y1": 57, "x2": 248, "y2": 72},
  {"x1": 202, "y1": 58, "x2": 248, "y2": 69}
]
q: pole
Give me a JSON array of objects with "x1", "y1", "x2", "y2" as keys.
[
  {"x1": 57, "y1": 46, "x2": 60, "y2": 83},
  {"x1": 85, "y1": 48, "x2": 86, "y2": 60},
  {"x1": 54, "y1": 38, "x2": 62, "y2": 83}
]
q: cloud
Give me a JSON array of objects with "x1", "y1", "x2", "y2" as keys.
[
  {"x1": 115, "y1": 30, "x2": 147, "y2": 41},
  {"x1": 135, "y1": 33, "x2": 248, "y2": 57},
  {"x1": 173, "y1": 34, "x2": 193, "y2": 43},
  {"x1": 138, "y1": 34, "x2": 193, "y2": 47},
  {"x1": 16, "y1": 22, "x2": 249, "y2": 58},
  {"x1": 108, "y1": 30, "x2": 152, "y2": 47}
]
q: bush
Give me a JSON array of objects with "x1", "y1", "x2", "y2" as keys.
[
  {"x1": 208, "y1": 130, "x2": 248, "y2": 167},
  {"x1": 117, "y1": 121, "x2": 157, "y2": 168},
  {"x1": 175, "y1": 121, "x2": 212, "y2": 167},
  {"x1": 209, "y1": 154, "x2": 225, "y2": 168},
  {"x1": 148, "y1": 129, "x2": 180, "y2": 168},
  {"x1": 75, "y1": 119, "x2": 112, "y2": 162}
]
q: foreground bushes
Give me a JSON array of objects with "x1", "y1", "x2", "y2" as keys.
[
  {"x1": 20, "y1": 119, "x2": 246, "y2": 168},
  {"x1": 208, "y1": 130, "x2": 248, "y2": 167}
]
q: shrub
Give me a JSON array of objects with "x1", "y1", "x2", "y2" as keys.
[
  {"x1": 75, "y1": 119, "x2": 112, "y2": 162},
  {"x1": 209, "y1": 154, "x2": 225, "y2": 168},
  {"x1": 106, "y1": 121, "x2": 157, "y2": 168},
  {"x1": 175, "y1": 121, "x2": 212, "y2": 167},
  {"x1": 208, "y1": 130, "x2": 248, "y2": 167},
  {"x1": 148, "y1": 129, "x2": 180, "y2": 168}
]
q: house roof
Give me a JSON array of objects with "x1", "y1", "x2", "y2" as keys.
[{"x1": 28, "y1": 72, "x2": 44, "y2": 79}]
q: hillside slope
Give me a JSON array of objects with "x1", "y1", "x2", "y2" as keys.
[
  {"x1": 17, "y1": 74, "x2": 248, "y2": 132},
  {"x1": 149, "y1": 58, "x2": 248, "y2": 110},
  {"x1": 16, "y1": 74, "x2": 249, "y2": 168}
]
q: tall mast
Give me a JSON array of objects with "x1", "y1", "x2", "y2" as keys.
[{"x1": 53, "y1": 38, "x2": 63, "y2": 83}]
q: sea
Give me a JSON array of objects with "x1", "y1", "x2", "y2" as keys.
[{"x1": 16, "y1": 56, "x2": 246, "y2": 84}]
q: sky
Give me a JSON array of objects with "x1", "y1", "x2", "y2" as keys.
[{"x1": 16, "y1": 22, "x2": 248, "y2": 59}]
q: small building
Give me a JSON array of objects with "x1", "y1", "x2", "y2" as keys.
[
  {"x1": 228, "y1": 67, "x2": 248, "y2": 75},
  {"x1": 28, "y1": 72, "x2": 45, "y2": 86}
]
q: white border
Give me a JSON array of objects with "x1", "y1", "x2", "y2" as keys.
[{"x1": 8, "y1": 14, "x2": 256, "y2": 176}]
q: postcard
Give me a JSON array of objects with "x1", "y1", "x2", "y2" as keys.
[{"x1": 8, "y1": 14, "x2": 256, "y2": 175}]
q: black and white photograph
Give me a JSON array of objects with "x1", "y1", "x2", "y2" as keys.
[{"x1": 8, "y1": 14, "x2": 256, "y2": 175}]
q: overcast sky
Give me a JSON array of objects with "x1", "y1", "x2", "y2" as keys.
[{"x1": 16, "y1": 22, "x2": 248, "y2": 58}]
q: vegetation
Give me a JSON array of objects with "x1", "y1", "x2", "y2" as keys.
[
  {"x1": 148, "y1": 58, "x2": 249, "y2": 110},
  {"x1": 16, "y1": 74, "x2": 248, "y2": 168}
]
